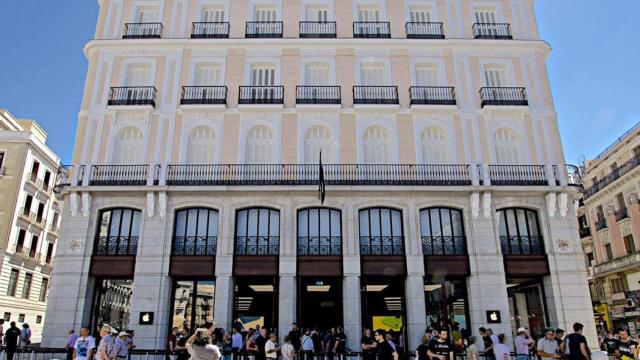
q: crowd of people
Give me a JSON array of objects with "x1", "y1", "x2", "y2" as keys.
[
  {"x1": 61, "y1": 324, "x2": 137, "y2": 360},
  {"x1": 1, "y1": 320, "x2": 33, "y2": 360}
]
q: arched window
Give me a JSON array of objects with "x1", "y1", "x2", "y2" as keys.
[
  {"x1": 304, "y1": 126, "x2": 332, "y2": 163},
  {"x1": 112, "y1": 127, "x2": 144, "y2": 164},
  {"x1": 245, "y1": 126, "x2": 274, "y2": 163},
  {"x1": 359, "y1": 208, "x2": 404, "y2": 255},
  {"x1": 420, "y1": 208, "x2": 466, "y2": 255},
  {"x1": 173, "y1": 208, "x2": 218, "y2": 255},
  {"x1": 421, "y1": 127, "x2": 449, "y2": 164},
  {"x1": 95, "y1": 208, "x2": 142, "y2": 255},
  {"x1": 494, "y1": 128, "x2": 521, "y2": 164},
  {"x1": 235, "y1": 208, "x2": 280, "y2": 255},
  {"x1": 297, "y1": 208, "x2": 341, "y2": 255},
  {"x1": 363, "y1": 126, "x2": 390, "y2": 163},
  {"x1": 187, "y1": 126, "x2": 216, "y2": 164},
  {"x1": 498, "y1": 208, "x2": 543, "y2": 254}
]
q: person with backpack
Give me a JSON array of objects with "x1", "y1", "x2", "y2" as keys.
[{"x1": 564, "y1": 323, "x2": 590, "y2": 360}]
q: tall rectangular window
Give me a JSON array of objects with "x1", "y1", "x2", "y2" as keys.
[
  {"x1": 36, "y1": 203, "x2": 45, "y2": 223},
  {"x1": 304, "y1": 63, "x2": 331, "y2": 85},
  {"x1": 0, "y1": 151, "x2": 5, "y2": 169},
  {"x1": 124, "y1": 65, "x2": 152, "y2": 87},
  {"x1": 29, "y1": 235, "x2": 39, "y2": 258},
  {"x1": 604, "y1": 243, "x2": 613, "y2": 261},
  {"x1": 306, "y1": 5, "x2": 328, "y2": 21},
  {"x1": 254, "y1": 6, "x2": 277, "y2": 21},
  {"x1": 16, "y1": 229, "x2": 26, "y2": 252},
  {"x1": 136, "y1": 7, "x2": 160, "y2": 22},
  {"x1": 415, "y1": 64, "x2": 439, "y2": 86},
  {"x1": 475, "y1": 8, "x2": 497, "y2": 24},
  {"x1": 358, "y1": 5, "x2": 381, "y2": 21},
  {"x1": 624, "y1": 235, "x2": 636, "y2": 255},
  {"x1": 251, "y1": 65, "x2": 276, "y2": 86},
  {"x1": 7, "y1": 269, "x2": 19, "y2": 296},
  {"x1": 484, "y1": 67, "x2": 507, "y2": 87},
  {"x1": 43, "y1": 170, "x2": 52, "y2": 190},
  {"x1": 23, "y1": 195, "x2": 33, "y2": 215},
  {"x1": 22, "y1": 273, "x2": 33, "y2": 299},
  {"x1": 30, "y1": 161, "x2": 40, "y2": 181},
  {"x1": 202, "y1": 6, "x2": 225, "y2": 22},
  {"x1": 360, "y1": 63, "x2": 385, "y2": 85},
  {"x1": 40, "y1": 278, "x2": 49, "y2": 302},
  {"x1": 409, "y1": 5, "x2": 432, "y2": 22},
  {"x1": 46, "y1": 243, "x2": 54, "y2": 263},
  {"x1": 194, "y1": 64, "x2": 221, "y2": 86}
]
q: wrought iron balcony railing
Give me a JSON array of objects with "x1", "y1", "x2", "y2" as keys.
[
  {"x1": 422, "y1": 236, "x2": 467, "y2": 255},
  {"x1": 245, "y1": 21, "x2": 283, "y2": 38},
  {"x1": 585, "y1": 155, "x2": 640, "y2": 199},
  {"x1": 360, "y1": 236, "x2": 405, "y2": 256},
  {"x1": 108, "y1": 86, "x2": 157, "y2": 107},
  {"x1": 296, "y1": 86, "x2": 341, "y2": 105},
  {"x1": 559, "y1": 164, "x2": 583, "y2": 187},
  {"x1": 299, "y1": 21, "x2": 337, "y2": 38},
  {"x1": 480, "y1": 87, "x2": 528, "y2": 107},
  {"x1": 409, "y1": 86, "x2": 456, "y2": 105},
  {"x1": 123, "y1": 23, "x2": 163, "y2": 39},
  {"x1": 616, "y1": 208, "x2": 629, "y2": 222},
  {"x1": 406, "y1": 22, "x2": 445, "y2": 39},
  {"x1": 353, "y1": 86, "x2": 399, "y2": 105},
  {"x1": 173, "y1": 236, "x2": 217, "y2": 256},
  {"x1": 165, "y1": 164, "x2": 472, "y2": 186},
  {"x1": 488, "y1": 165, "x2": 548, "y2": 186},
  {"x1": 297, "y1": 236, "x2": 342, "y2": 256},
  {"x1": 89, "y1": 165, "x2": 148, "y2": 186},
  {"x1": 353, "y1": 22, "x2": 391, "y2": 38},
  {"x1": 181, "y1": 86, "x2": 228, "y2": 105},
  {"x1": 595, "y1": 218, "x2": 608, "y2": 231},
  {"x1": 500, "y1": 236, "x2": 544, "y2": 255},
  {"x1": 191, "y1": 22, "x2": 230, "y2": 38},
  {"x1": 472, "y1": 23, "x2": 512, "y2": 39},
  {"x1": 235, "y1": 236, "x2": 279, "y2": 256},
  {"x1": 238, "y1": 86, "x2": 284, "y2": 105},
  {"x1": 94, "y1": 236, "x2": 138, "y2": 256}
]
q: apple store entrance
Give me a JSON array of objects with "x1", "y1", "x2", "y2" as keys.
[
  {"x1": 361, "y1": 277, "x2": 407, "y2": 351},
  {"x1": 234, "y1": 276, "x2": 279, "y2": 333}
]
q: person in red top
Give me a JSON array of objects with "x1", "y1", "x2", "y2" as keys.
[{"x1": 168, "y1": 327, "x2": 179, "y2": 353}]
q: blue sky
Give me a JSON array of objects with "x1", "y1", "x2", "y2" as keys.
[{"x1": 0, "y1": 0, "x2": 638, "y2": 164}]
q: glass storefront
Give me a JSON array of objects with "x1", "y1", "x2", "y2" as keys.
[
  {"x1": 171, "y1": 280, "x2": 216, "y2": 333},
  {"x1": 424, "y1": 279, "x2": 469, "y2": 340},
  {"x1": 92, "y1": 279, "x2": 133, "y2": 333},
  {"x1": 298, "y1": 277, "x2": 343, "y2": 330},
  {"x1": 508, "y1": 280, "x2": 548, "y2": 339},
  {"x1": 234, "y1": 277, "x2": 279, "y2": 333},
  {"x1": 361, "y1": 277, "x2": 407, "y2": 351}
]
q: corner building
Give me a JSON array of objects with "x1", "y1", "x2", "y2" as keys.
[{"x1": 44, "y1": 0, "x2": 595, "y2": 350}]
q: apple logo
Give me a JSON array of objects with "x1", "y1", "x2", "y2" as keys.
[
  {"x1": 490, "y1": 312, "x2": 498, "y2": 321},
  {"x1": 142, "y1": 313, "x2": 150, "y2": 323}
]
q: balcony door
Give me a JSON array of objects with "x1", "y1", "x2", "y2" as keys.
[
  {"x1": 195, "y1": 64, "x2": 221, "y2": 86},
  {"x1": 358, "y1": 6, "x2": 381, "y2": 21},
  {"x1": 136, "y1": 7, "x2": 160, "y2": 23},
  {"x1": 202, "y1": 6, "x2": 225, "y2": 22},
  {"x1": 409, "y1": 5, "x2": 432, "y2": 22},
  {"x1": 306, "y1": 6, "x2": 328, "y2": 21},
  {"x1": 305, "y1": 63, "x2": 331, "y2": 85},
  {"x1": 125, "y1": 65, "x2": 152, "y2": 87},
  {"x1": 360, "y1": 63, "x2": 385, "y2": 86},
  {"x1": 415, "y1": 64, "x2": 439, "y2": 86},
  {"x1": 483, "y1": 67, "x2": 507, "y2": 87},
  {"x1": 251, "y1": 65, "x2": 276, "y2": 86},
  {"x1": 474, "y1": 9, "x2": 497, "y2": 24},
  {"x1": 254, "y1": 6, "x2": 277, "y2": 21}
]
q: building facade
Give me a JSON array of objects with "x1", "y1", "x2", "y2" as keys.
[
  {"x1": 0, "y1": 109, "x2": 61, "y2": 342},
  {"x1": 579, "y1": 122, "x2": 640, "y2": 336},
  {"x1": 43, "y1": 0, "x2": 595, "y2": 350}
]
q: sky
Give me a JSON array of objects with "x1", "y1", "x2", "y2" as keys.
[{"x1": 0, "y1": 0, "x2": 638, "y2": 165}]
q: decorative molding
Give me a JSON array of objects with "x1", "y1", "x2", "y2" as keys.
[
  {"x1": 159, "y1": 192, "x2": 167, "y2": 218},
  {"x1": 81, "y1": 192, "x2": 91, "y2": 218},
  {"x1": 70, "y1": 193, "x2": 79, "y2": 218},
  {"x1": 558, "y1": 193, "x2": 568, "y2": 218},
  {"x1": 190, "y1": 48, "x2": 228, "y2": 57},
  {"x1": 300, "y1": 48, "x2": 337, "y2": 57},
  {"x1": 546, "y1": 192, "x2": 556, "y2": 218},
  {"x1": 556, "y1": 238, "x2": 570, "y2": 252},
  {"x1": 355, "y1": 48, "x2": 390, "y2": 57},
  {"x1": 470, "y1": 192, "x2": 480, "y2": 218},
  {"x1": 147, "y1": 192, "x2": 155, "y2": 218},
  {"x1": 482, "y1": 192, "x2": 491, "y2": 218},
  {"x1": 246, "y1": 48, "x2": 282, "y2": 57}
]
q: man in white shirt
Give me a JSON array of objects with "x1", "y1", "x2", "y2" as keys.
[
  {"x1": 73, "y1": 326, "x2": 96, "y2": 360},
  {"x1": 265, "y1": 334, "x2": 280, "y2": 359}
]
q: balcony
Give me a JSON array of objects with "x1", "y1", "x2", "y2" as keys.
[
  {"x1": 500, "y1": 236, "x2": 544, "y2": 255},
  {"x1": 595, "y1": 218, "x2": 608, "y2": 231},
  {"x1": 409, "y1": 86, "x2": 456, "y2": 106},
  {"x1": 173, "y1": 236, "x2": 217, "y2": 256},
  {"x1": 480, "y1": 87, "x2": 528, "y2": 107},
  {"x1": 94, "y1": 236, "x2": 138, "y2": 256},
  {"x1": 299, "y1": 21, "x2": 337, "y2": 38},
  {"x1": 616, "y1": 208, "x2": 629, "y2": 222},
  {"x1": 360, "y1": 236, "x2": 405, "y2": 255},
  {"x1": 191, "y1": 22, "x2": 230, "y2": 38},
  {"x1": 585, "y1": 155, "x2": 640, "y2": 199},
  {"x1": 422, "y1": 236, "x2": 466, "y2": 255},
  {"x1": 89, "y1": 165, "x2": 149, "y2": 186},
  {"x1": 238, "y1": 86, "x2": 284, "y2": 105},
  {"x1": 235, "y1": 236, "x2": 279, "y2": 256},
  {"x1": 406, "y1": 22, "x2": 445, "y2": 39},
  {"x1": 108, "y1": 87, "x2": 157, "y2": 107},
  {"x1": 245, "y1": 21, "x2": 283, "y2": 38},
  {"x1": 594, "y1": 252, "x2": 640, "y2": 276},
  {"x1": 19, "y1": 208, "x2": 37, "y2": 222},
  {"x1": 579, "y1": 228, "x2": 591, "y2": 238},
  {"x1": 296, "y1": 86, "x2": 341, "y2": 105},
  {"x1": 123, "y1": 23, "x2": 163, "y2": 39},
  {"x1": 181, "y1": 86, "x2": 228, "y2": 105},
  {"x1": 472, "y1": 23, "x2": 512, "y2": 39},
  {"x1": 353, "y1": 86, "x2": 399, "y2": 105},
  {"x1": 165, "y1": 164, "x2": 472, "y2": 186},
  {"x1": 297, "y1": 236, "x2": 342, "y2": 256},
  {"x1": 488, "y1": 165, "x2": 548, "y2": 186},
  {"x1": 353, "y1": 22, "x2": 391, "y2": 38}
]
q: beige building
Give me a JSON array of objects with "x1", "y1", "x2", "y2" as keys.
[
  {"x1": 44, "y1": 0, "x2": 595, "y2": 350},
  {"x1": 579, "y1": 122, "x2": 640, "y2": 335},
  {"x1": 0, "y1": 109, "x2": 61, "y2": 342}
]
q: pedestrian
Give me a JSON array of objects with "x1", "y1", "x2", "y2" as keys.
[
  {"x1": 302, "y1": 329, "x2": 315, "y2": 360},
  {"x1": 374, "y1": 329, "x2": 398, "y2": 360},
  {"x1": 222, "y1": 333, "x2": 233, "y2": 360},
  {"x1": 482, "y1": 328, "x2": 494, "y2": 359},
  {"x1": 67, "y1": 329, "x2": 80, "y2": 360},
  {"x1": 265, "y1": 333, "x2": 279, "y2": 360},
  {"x1": 333, "y1": 327, "x2": 347, "y2": 359},
  {"x1": 4, "y1": 321, "x2": 21, "y2": 360},
  {"x1": 493, "y1": 334, "x2": 510, "y2": 360},
  {"x1": 288, "y1": 323, "x2": 302, "y2": 352},
  {"x1": 603, "y1": 332, "x2": 618, "y2": 356},
  {"x1": 176, "y1": 330, "x2": 190, "y2": 360},
  {"x1": 487, "y1": 328, "x2": 498, "y2": 347},
  {"x1": 556, "y1": 329, "x2": 566, "y2": 354},
  {"x1": 254, "y1": 328, "x2": 268, "y2": 360},
  {"x1": 515, "y1": 327, "x2": 534, "y2": 360},
  {"x1": 231, "y1": 327, "x2": 243, "y2": 357},
  {"x1": 20, "y1": 323, "x2": 31, "y2": 347},
  {"x1": 73, "y1": 326, "x2": 96, "y2": 360},
  {"x1": 126, "y1": 330, "x2": 136, "y2": 350},
  {"x1": 245, "y1": 328, "x2": 257, "y2": 356},
  {"x1": 95, "y1": 324, "x2": 118, "y2": 360},
  {"x1": 115, "y1": 332, "x2": 130, "y2": 360},
  {"x1": 564, "y1": 323, "x2": 590, "y2": 360},
  {"x1": 281, "y1": 335, "x2": 296, "y2": 360},
  {"x1": 537, "y1": 327, "x2": 561, "y2": 360},
  {"x1": 186, "y1": 328, "x2": 222, "y2": 360},
  {"x1": 477, "y1": 328, "x2": 487, "y2": 353},
  {"x1": 168, "y1": 327, "x2": 179, "y2": 356},
  {"x1": 466, "y1": 336, "x2": 479, "y2": 360},
  {"x1": 324, "y1": 328, "x2": 337, "y2": 356},
  {"x1": 416, "y1": 335, "x2": 430, "y2": 360},
  {"x1": 615, "y1": 329, "x2": 637, "y2": 360},
  {"x1": 311, "y1": 328, "x2": 323, "y2": 354},
  {"x1": 0, "y1": 319, "x2": 4, "y2": 346},
  {"x1": 427, "y1": 329, "x2": 454, "y2": 360},
  {"x1": 361, "y1": 328, "x2": 377, "y2": 360}
]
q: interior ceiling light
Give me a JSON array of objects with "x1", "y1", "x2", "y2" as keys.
[
  {"x1": 307, "y1": 285, "x2": 331, "y2": 292},
  {"x1": 424, "y1": 284, "x2": 442, "y2": 292},
  {"x1": 506, "y1": 283, "x2": 518, "y2": 288},
  {"x1": 366, "y1": 285, "x2": 388, "y2": 292},
  {"x1": 250, "y1": 285, "x2": 274, "y2": 292}
]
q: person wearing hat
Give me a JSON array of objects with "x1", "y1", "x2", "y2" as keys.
[
  {"x1": 96, "y1": 324, "x2": 118, "y2": 360},
  {"x1": 115, "y1": 332, "x2": 129, "y2": 359},
  {"x1": 537, "y1": 327, "x2": 561, "y2": 360},
  {"x1": 515, "y1": 327, "x2": 534, "y2": 360}
]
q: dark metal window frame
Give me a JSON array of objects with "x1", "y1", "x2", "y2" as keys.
[
  {"x1": 22, "y1": 273, "x2": 33, "y2": 299},
  {"x1": 0, "y1": 151, "x2": 4, "y2": 169},
  {"x1": 172, "y1": 208, "x2": 219, "y2": 256},
  {"x1": 359, "y1": 207, "x2": 405, "y2": 255},
  {"x1": 420, "y1": 207, "x2": 467, "y2": 255},
  {"x1": 498, "y1": 208, "x2": 544, "y2": 255},
  {"x1": 94, "y1": 208, "x2": 142, "y2": 256},
  {"x1": 297, "y1": 207, "x2": 342, "y2": 256},
  {"x1": 170, "y1": 279, "x2": 217, "y2": 335},
  {"x1": 39, "y1": 277, "x2": 49, "y2": 302},
  {"x1": 7, "y1": 269, "x2": 19, "y2": 296},
  {"x1": 234, "y1": 207, "x2": 280, "y2": 256}
]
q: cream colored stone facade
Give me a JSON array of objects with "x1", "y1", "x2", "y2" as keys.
[
  {"x1": 44, "y1": 0, "x2": 595, "y2": 351},
  {"x1": 0, "y1": 109, "x2": 61, "y2": 343}
]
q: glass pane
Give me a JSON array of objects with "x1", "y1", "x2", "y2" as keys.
[
  {"x1": 173, "y1": 281, "x2": 194, "y2": 332},
  {"x1": 516, "y1": 209, "x2": 529, "y2": 237},
  {"x1": 247, "y1": 209, "x2": 258, "y2": 237},
  {"x1": 258, "y1": 209, "x2": 269, "y2": 236},
  {"x1": 506, "y1": 210, "x2": 518, "y2": 236},
  {"x1": 498, "y1": 211, "x2": 508, "y2": 237},
  {"x1": 197, "y1": 209, "x2": 209, "y2": 237},
  {"x1": 194, "y1": 281, "x2": 216, "y2": 329},
  {"x1": 359, "y1": 210, "x2": 369, "y2": 237},
  {"x1": 452, "y1": 210, "x2": 463, "y2": 237},
  {"x1": 208, "y1": 211, "x2": 218, "y2": 237},
  {"x1": 109, "y1": 210, "x2": 122, "y2": 236},
  {"x1": 430, "y1": 209, "x2": 442, "y2": 237},
  {"x1": 370, "y1": 209, "x2": 381, "y2": 236},
  {"x1": 319, "y1": 209, "x2": 330, "y2": 237},
  {"x1": 440, "y1": 208, "x2": 452, "y2": 237},
  {"x1": 175, "y1": 211, "x2": 187, "y2": 237},
  {"x1": 330, "y1": 210, "x2": 341, "y2": 237},
  {"x1": 120, "y1": 209, "x2": 132, "y2": 237},
  {"x1": 309, "y1": 208, "x2": 319, "y2": 236},
  {"x1": 187, "y1": 209, "x2": 198, "y2": 236},
  {"x1": 391, "y1": 210, "x2": 402, "y2": 237},
  {"x1": 380, "y1": 209, "x2": 391, "y2": 236},
  {"x1": 93, "y1": 279, "x2": 132, "y2": 333},
  {"x1": 298, "y1": 210, "x2": 308, "y2": 237},
  {"x1": 269, "y1": 210, "x2": 279, "y2": 237},
  {"x1": 527, "y1": 210, "x2": 540, "y2": 237},
  {"x1": 100, "y1": 212, "x2": 111, "y2": 237},
  {"x1": 420, "y1": 210, "x2": 431, "y2": 237},
  {"x1": 130, "y1": 211, "x2": 141, "y2": 237},
  {"x1": 236, "y1": 210, "x2": 247, "y2": 236}
]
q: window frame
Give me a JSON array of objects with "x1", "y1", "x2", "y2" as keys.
[
  {"x1": 297, "y1": 207, "x2": 342, "y2": 256},
  {"x1": 94, "y1": 208, "x2": 142, "y2": 256},
  {"x1": 234, "y1": 207, "x2": 280, "y2": 256},
  {"x1": 358, "y1": 207, "x2": 405, "y2": 256},
  {"x1": 7, "y1": 269, "x2": 19, "y2": 297},
  {"x1": 498, "y1": 208, "x2": 544, "y2": 255},
  {"x1": 172, "y1": 208, "x2": 219, "y2": 256},
  {"x1": 40, "y1": 277, "x2": 49, "y2": 302},
  {"x1": 22, "y1": 273, "x2": 33, "y2": 299},
  {"x1": 419, "y1": 207, "x2": 466, "y2": 255}
]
